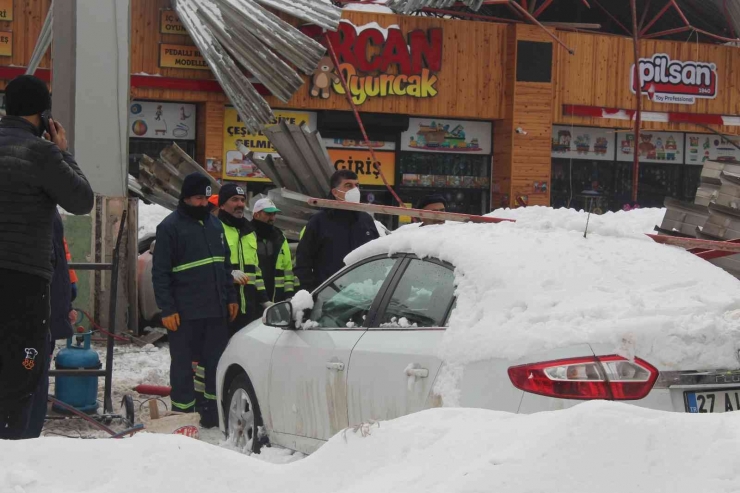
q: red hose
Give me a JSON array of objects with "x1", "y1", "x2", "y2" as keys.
[{"x1": 133, "y1": 384, "x2": 172, "y2": 397}]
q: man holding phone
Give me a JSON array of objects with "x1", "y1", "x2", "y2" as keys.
[{"x1": 0, "y1": 75, "x2": 94, "y2": 439}]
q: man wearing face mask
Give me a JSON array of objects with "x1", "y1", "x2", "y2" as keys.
[
  {"x1": 152, "y1": 173, "x2": 238, "y2": 428},
  {"x1": 295, "y1": 170, "x2": 379, "y2": 292},
  {"x1": 0, "y1": 75, "x2": 93, "y2": 439},
  {"x1": 218, "y1": 184, "x2": 270, "y2": 333},
  {"x1": 251, "y1": 198, "x2": 298, "y2": 303}
]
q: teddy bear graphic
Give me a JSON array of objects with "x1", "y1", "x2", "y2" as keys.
[
  {"x1": 23, "y1": 347, "x2": 38, "y2": 370},
  {"x1": 311, "y1": 56, "x2": 341, "y2": 99}
]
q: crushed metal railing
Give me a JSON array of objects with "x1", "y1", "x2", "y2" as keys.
[{"x1": 172, "y1": 0, "x2": 340, "y2": 133}]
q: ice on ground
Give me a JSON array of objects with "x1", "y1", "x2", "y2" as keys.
[
  {"x1": 138, "y1": 202, "x2": 171, "y2": 239},
  {"x1": 346, "y1": 207, "x2": 740, "y2": 372},
  {"x1": 6, "y1": 402, "x2": 740, "y2": 492}
]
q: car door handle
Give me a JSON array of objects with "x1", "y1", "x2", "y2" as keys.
[
  {"x1": 326, "y1": 362, "x2": 345, "y2": 371},
  {"x1": 405, "y1": 367, "x2": 429, "y2": 378}
]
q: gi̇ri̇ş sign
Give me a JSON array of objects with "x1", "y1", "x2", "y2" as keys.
[
  {"x1": 630, "y1": 53, "x2": 717, "y2": 105},
  {"x1": 312, "y1": 20, "x2": 442, "y2": 105}
]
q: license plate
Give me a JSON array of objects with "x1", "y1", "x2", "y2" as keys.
[{"x1": 685, "y1": 389, "x2": 740, "y2": 413}]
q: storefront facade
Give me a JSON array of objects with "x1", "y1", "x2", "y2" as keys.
[{"x1": 4, "y1": 0, "x2": 740, "y2": 215}]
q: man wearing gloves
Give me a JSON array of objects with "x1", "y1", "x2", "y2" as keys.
[
  {"x1": 152, "y1": 173, "x2": 238, "y2": 428},
  {"x1": 218, "y1": 184, "x2": 271, "y2": 335},
  {"x1": 251, "y1": 198, "x2": 298, "y2": 303},
  {"x1": 295, "y1": 170, "x2": 379, "y2": 292}
]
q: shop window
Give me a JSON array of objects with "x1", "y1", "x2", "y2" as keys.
[{"x1": 516, "y1": 41, "x2": 553, "y2": 83}]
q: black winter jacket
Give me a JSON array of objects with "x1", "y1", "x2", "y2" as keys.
[
  {"x1": 295, "y1": 209, "x2": 379, "y2": 292},
  {"x1": 50, "y1": 211, "x2": 74, "y2": 341},
  {"x1": 0, "y1": 117, "x2": 94, "y2": 281},
  {"x1": 152, "y1": 205, "x2": 237, "y2": 321}
]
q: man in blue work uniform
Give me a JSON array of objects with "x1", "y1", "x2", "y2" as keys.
[{"x1": 152, "y1": 173, "x2": 238, "y2": 428}]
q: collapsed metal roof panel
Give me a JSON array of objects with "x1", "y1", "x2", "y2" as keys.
[{"x1": 387, "y1": 0, "x2": 484, "y2": 15}]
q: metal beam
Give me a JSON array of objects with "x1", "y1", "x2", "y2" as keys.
[
  {"x1": 631, "y1": 0, "x2": 642, "y2": 203},
  {"x1": 640, "y1": 0, "x2": 672, "y2": 35},
  {"x1": 509, "y1": 0, "x2": 575, "y2": 54},
  {"x1": 591, "y1": 0, "x2": 632, "y2": 36},
  {"x1": 533, "y1": 0, "x2": 554, "y2": 18}
]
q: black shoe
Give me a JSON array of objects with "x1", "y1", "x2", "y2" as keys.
[{"x1": 199, "y1": 403, "x2": 218, "y2": 429}]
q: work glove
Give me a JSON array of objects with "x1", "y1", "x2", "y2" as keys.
[
  {"x1": 231, "y1": 270, "x2": 250, "y2": 285},
  {"x1": 262, "y1": 301, "x2": 274, "y2": 309},
  {"x1": 228, "y1": 303, "x2": 239, "y2": 322},
  {"x1": 162, "y1": 313, "x2": 180, "y2": 332}
]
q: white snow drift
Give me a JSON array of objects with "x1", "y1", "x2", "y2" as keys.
[{"x1": 346, "y1": 206, "x2": 740, "y2": 371}]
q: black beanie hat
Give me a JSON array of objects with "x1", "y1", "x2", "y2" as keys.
[
  {"x1": 180, "y1": 172, "x2": 213, "y2": 200},
  {"x1": 415, "y1": 194, "x2": 447, "y2": 210},
  {"x1": 5, "y1": 75, "x2": 51, "y2": 117},
  {"x1": 218, "y1": 183, "x2": 246, "y2": 207}
]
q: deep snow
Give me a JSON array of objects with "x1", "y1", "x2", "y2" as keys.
[
  {"x1": 346, "y1": 207, "x2": 740, "y2": 377},
  {"x1": 5, "y1": 402, "x2": 740, "y2": 493},
  {"x1": 138, "y1": 202, "x2": 171, "y2": 239}
]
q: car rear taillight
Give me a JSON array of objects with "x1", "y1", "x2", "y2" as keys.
[{"x1": 507, "y1": 355, "x2": 659, "y2": 401}]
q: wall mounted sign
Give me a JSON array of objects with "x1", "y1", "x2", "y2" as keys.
[
  {"x1": 0, "y1": 1, "x2": 13, "y2": 21},
  {"x1": 323, "y1": 137, "x2": 396, "y2": 151},
  {"x1": 685, "y1": 133, "x2": 740, "y2": 165},
  {"x1": 129, "y1": 101, "x2": 196, "y2": 140},
  {"x1": 616, "y1": 130, "x2": 685, "y2": 164},
  {"x1": 328, "y1": 149, "x2": 396, "y2": 186},
  {"x1": 312, "y1": 20, "x2": 442, "y2": 105},
  {"x1": 551, "y1": 125, "x2": 615, "y2": 161},
  {"x1": 401, "y1": 118, "x2": 492, "y2": 155},
  {"x1": 160, "y1": 10, "x2": 186, "y2": 35},
  {"x1": 159, "y1": 44, "x2": 208, "y2": 70},
  {"x1": 0, "y1": 32, "x2": 12, "y2": 57},
  {"x1": 631, "y1": 53, "x2": 717, "y2": 105},
  {"x1": 223, "y1": 108, "x2": 317, "y2": 182}
]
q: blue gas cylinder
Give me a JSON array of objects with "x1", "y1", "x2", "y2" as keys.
[{"x1": 53, "y1": 330, "x2": 101, "y2": 414}]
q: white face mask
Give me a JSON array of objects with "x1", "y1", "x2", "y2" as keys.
[{"x1": 340, "y1": 187, "x2": 361, "y2": 203}]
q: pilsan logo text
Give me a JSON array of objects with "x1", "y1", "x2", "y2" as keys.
[{"x1": 630, "y1": 54, "x2": 717, "y2": 105}]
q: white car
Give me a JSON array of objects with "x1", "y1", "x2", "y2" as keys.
[{"x1": 216, "y1": 220, "x2": 740, "y2": 455}]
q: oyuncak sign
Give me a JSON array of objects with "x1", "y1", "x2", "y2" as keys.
[
  {"x1": 630, "y1": 53, "x2": 718, "y2": 105},
  {"x1": 311, "y1": 20, "x2": 442, "y2": 105}
]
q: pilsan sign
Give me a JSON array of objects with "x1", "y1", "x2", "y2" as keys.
[
  {"x1": 631, "y1": 53, "x2": 718, "y2": 105},
  {"x1": 311, "y1": 21, "x2": 442, "y2": 105}
]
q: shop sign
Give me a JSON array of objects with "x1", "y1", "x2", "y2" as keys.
[
  {"x1": 685, "y1": 133, "x2": 740, "y2": 165},
  {"x1": 223, "y1": 108, "x2": 317, "y2": 182},
  {"x1": 159, "y1": 44, "x2": 209, "y2": 70},
  {"x1": 129, "y1": 101, "x2": 196, "y2": 140},
  {"x1": 551, "y1": 125, "x2": 615, "y2": 161},
  {"x1": 616, "y1": 131, "x2": 685, "y2": 164},
  {"x1": 313, "y1": 20, "x2": 442, "y2": 105},
  {"x1": 0, "y1": 31, "x2": 11, "y2": 57},
  {"x1": 0, "y1": 1, "x2": 13, "y2": 21},
  {"x1": 401, "y1": 118, "x2": 491, "y2": 155},
  {"x1": 631, "y1": 54, "x2": 717, "y2": 105},
  {"x1": 323, "y1": 137, "x2": 396, "y2": 151},
  {"x1": 328, "y1": 149, "x2": 396, "y2": 186},
  {"x1": 160, "y1": 10, "x2": 186, "y2": 35}
]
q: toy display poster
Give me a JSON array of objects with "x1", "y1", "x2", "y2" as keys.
[
  {"x1": 616, "y1": 131, "x2": 685, "y2": 164},
  {"x1": 551, "y1": 126, "x2": 615, "y2": 161},
  {"x1": 685, "y1": 133, "x2": 740, "y2": 165},
  {"x1": 129, "y1": 101, "x2": 197, "y2": 140},
  {"x1": 401, "y1": 118, "x2": 492, "y2": 155}
]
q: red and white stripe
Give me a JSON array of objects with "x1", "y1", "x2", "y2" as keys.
[{"x1": 563, "y1": 104, "x2": 740, "y2": 127}]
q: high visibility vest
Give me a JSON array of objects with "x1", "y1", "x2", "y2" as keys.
[
  {"x1": 272, "y1": 236, "x2": 299, "y2": 302},
  {"x1": 221, "y1": 223, "x2": 265, "y2": 314}
]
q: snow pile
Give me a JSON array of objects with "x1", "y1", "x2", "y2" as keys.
[
  {"x1": 346, "y1": 207, "x2": 740, "y2": 371},
  {"x1": 291, "y1": 290, "x2": 316, "y2": 328},
  {"x1": 6, "y1": 403, "x2": 740, "y2": 492},
  {"x1": 138, "y1": 202, "x2": 171, "y2": 239},
  {"x1": 343, "y1": 1, "x2": 393, "y2": 13}
]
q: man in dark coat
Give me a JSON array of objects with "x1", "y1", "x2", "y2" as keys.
[
  {"x1": 0, "y1": 75, "x2": 94, "y2": 439},
  {"x1": 415, "y1": 194, "x2": 447, "y2": 226},
  {"x1": 295, "y1": 170, "x2": 379, "y2": 292},
  {"x1": 22, "y1": 211, "x2": 77, "y2": 438},
  {"x1": 152, "y1": 173, "x2": 238, "y2": 428}
]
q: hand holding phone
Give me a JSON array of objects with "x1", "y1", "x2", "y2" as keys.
[{"x1": 42, "y1": 113, "x2": 68, "y2": 152}]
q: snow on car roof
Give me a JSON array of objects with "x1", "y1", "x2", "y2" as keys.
[{"x1": 345, "y1": 207, "x2": 740, "y2": 373}]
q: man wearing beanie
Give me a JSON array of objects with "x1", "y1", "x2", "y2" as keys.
[
  {"x1": 0, "y1": 75, "x2": 93, "y2": 439},
  {"x1": 217, "y1": 183, "x2": 270, "y2": 335},
  {"x1": 152, "y1": 172, "x2": 239, "y2": 428}
]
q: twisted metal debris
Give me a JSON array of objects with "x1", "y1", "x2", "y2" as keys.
[
  {"x1": 387, "y1": 0, "x2": 485, "y2": 14},
  {"x1": 172, "y1": 0, "x2": 340, "y2": 133}
]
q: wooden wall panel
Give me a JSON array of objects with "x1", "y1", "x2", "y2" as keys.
[
  {"x1": 0, "y1": 0, "x2": 52, "y2": 90},
  {"x1": 553, "y1": 30, "x2": 740, "y2": 135}
]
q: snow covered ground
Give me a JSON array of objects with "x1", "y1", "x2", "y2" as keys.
[
  {"x1": 138, "y1": 202, "x2": 171, "y2": 239},
  {"x1": 5, "y1": 402, "x2": 740, "y2": 493}
]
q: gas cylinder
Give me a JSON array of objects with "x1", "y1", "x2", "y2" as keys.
[{"x1": 53, "y1": 330, "x2": 101, "y2": 414}]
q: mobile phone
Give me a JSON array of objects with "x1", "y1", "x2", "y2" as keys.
[{"x1": 40, "y1": 110, "x2": 52, "y2": 136}]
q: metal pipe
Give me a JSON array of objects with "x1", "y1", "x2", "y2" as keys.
[
  {"x1": 533, "y1": 0, "x2": 555, "y2": 18},
  {"x1": 639, "y1": 0, "x2": 672, "y2": 35},
  {"x1": 104, "y1": 208, "x2": 127, "y2": 414},
  {"x1": 591, "y1": 0, "x2": 632, "y2": 36},
  {"x1": 49, "y1": 369, "x2": 108, "y2": 377},
  {"x1": 68, "y1": 263, "x2": 113, "y2": 270},
  {"x1": 421, "y1": 7, "x2": 522, "y2": 23},
  {"x1": 631, "y1": 0, "x2": 642, "y2": 204},
  {"x1": 638, "y1": 0, "x2": 653, "y2": 32},
  {"x1": 509, "y1": 0, "x2": 575, "y2": 54},
  {"x1": 26, "y1": 2, "x2": 53, "y2": 75}
]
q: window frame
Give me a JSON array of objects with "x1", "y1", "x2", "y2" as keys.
[
  {"x1": 367, "y1": 254, "x2": 457, "y2": 331},
  {"x1": 305, "y1": 254, "x2": 406, "y2": 331}
]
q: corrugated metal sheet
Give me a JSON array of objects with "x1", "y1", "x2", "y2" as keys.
[{"x1": 387, "y1": 0, "x2": 484, "y2": 14}]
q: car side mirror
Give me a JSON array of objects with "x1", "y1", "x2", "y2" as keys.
[{"x1": 263, "y1": 301, "x2": 294, "y2": 329}]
